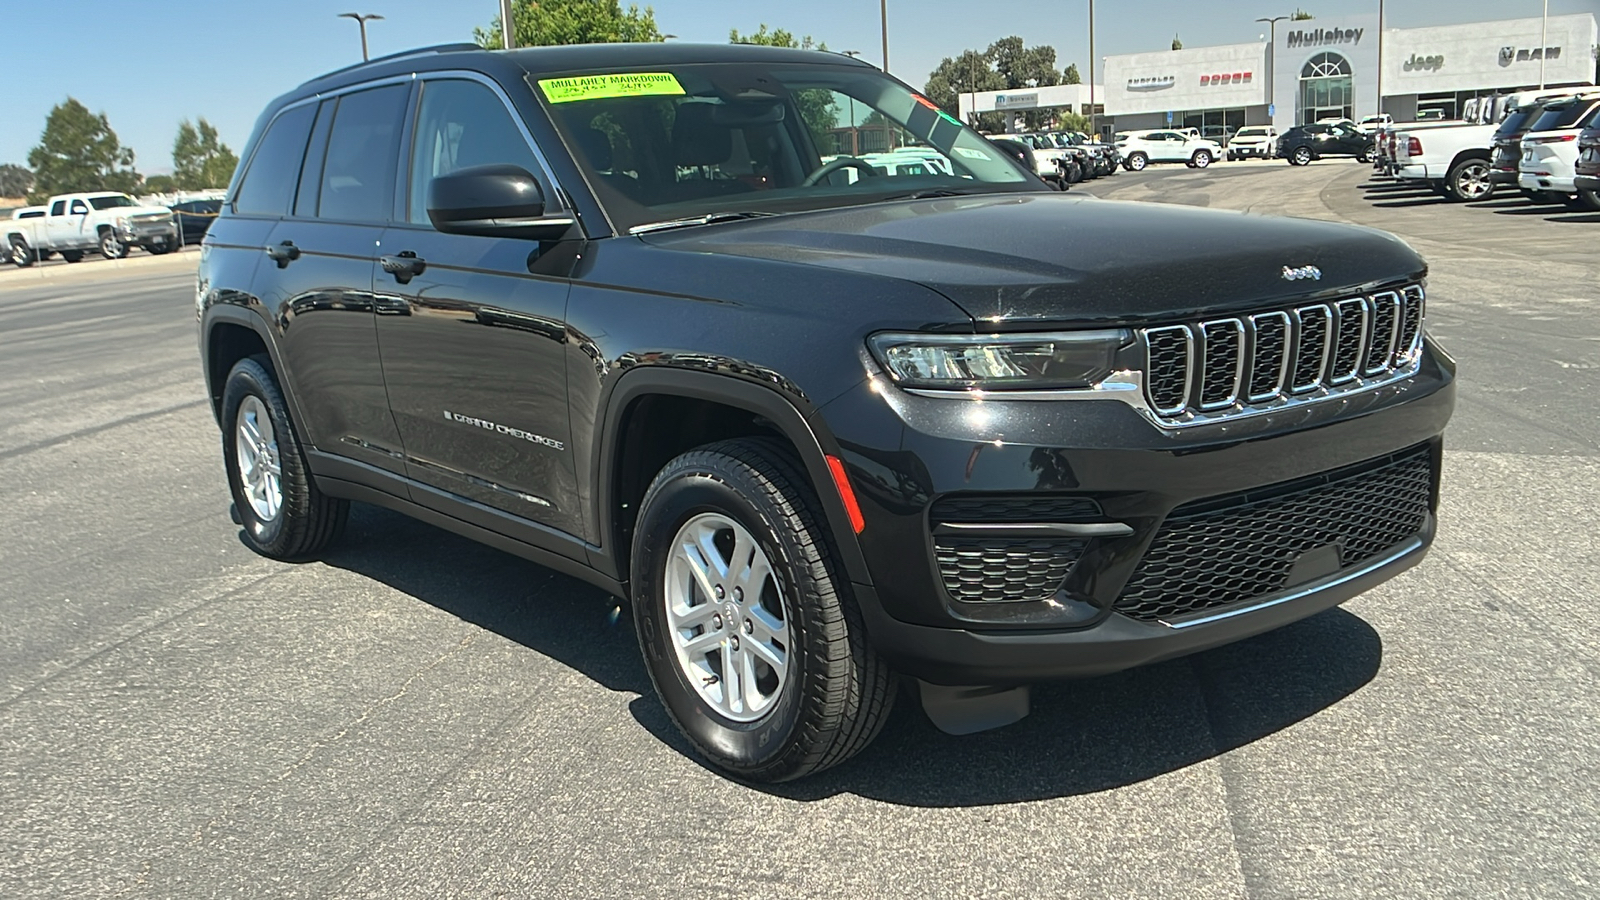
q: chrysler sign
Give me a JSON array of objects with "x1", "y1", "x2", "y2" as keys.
[{"x1": 1126, "y1": 76, "x2": 1176, "y2": 91}]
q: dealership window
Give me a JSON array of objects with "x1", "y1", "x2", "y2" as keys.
[{"x1": 1299, "y1": 52, "x2": 1353, "y2": 124}]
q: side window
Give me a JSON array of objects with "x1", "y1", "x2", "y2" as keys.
[
  {"x1": 234, "y1": 103, "x2": 316, "y2": 217},
  {"x1": 294, "y1": 99, "x2": 337, "y2": 218},
  {"x1": 318, "y1": 84, "x2": 409, "y2": 223},
  {"x1": 408, "y1": 79, "x2": 542, "y2": 225},
  {"x1": 70, "y1": 200, "x2": 88, "y2": 214},
  {"x1": 51, "y1": 201, "x2": 66, "y2": 216}
]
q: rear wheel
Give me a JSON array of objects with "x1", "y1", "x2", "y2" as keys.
[
  {"x1": 631, "y1": 438, "x2": 896, "y2": 782},
  {"x1": 1445, "y1": 157, "x2": 1493, "y2": 202},
  {"x1": 1126, "y1": 152, "x2": 1148, "y2": 171},
  {"x1": 1578, "y1": 189, "x2": 1600, "y2": 212},
  {"x1": 1291, "y1": 146, "x2": 1313, "y2": 166},
  {"x1": 221, "y1": 356, "x2": 348, "y2": 560}
]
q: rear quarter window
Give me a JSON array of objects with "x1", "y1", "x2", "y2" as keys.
[{"x1": 234, "y1": 104, "x2": 316, "y2": 217}]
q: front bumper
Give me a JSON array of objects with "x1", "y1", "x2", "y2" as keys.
[
  {"x1": 118, "y1": 223, "x2": 178, "y2": 243},
  {"x1": 822, "y1": 337, "x2": 1455, "y2": 685}
]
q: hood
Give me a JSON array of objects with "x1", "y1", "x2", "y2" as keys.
[{"x1": 638, "y1": 192, "x2": 1425, "y2": 327}]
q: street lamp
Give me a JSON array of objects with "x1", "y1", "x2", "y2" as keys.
[
  {"x1": 1256, "y1": 16, "x2": 1289, "y2": 126},
  {"x1": 1088, "y1": 0, "x2": 1096, "y2": 138},
  {"x1": 880, "y1": 0, "x2": 889, "y2": 73},
  {"x1": 338, "y1": 12, "x2": 383, "y2": 61}
]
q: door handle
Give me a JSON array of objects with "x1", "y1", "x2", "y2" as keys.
[
  {"x1": 265, "y1": 241, "x2": 300, "y2": 268},
  {"x1": 380, "y1": 251, "x2": 426, "y2": 285}
]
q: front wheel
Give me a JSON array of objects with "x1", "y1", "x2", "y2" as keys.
[
  {"x1": 9, "y1": 239, "x2": 34, "y2": 267},
  {"x1": 631, "y1": 438, "x2": 896, "y2": 782},
  {"x1": 221, "y1": 357, "x2": 348, "y2": 560},
  {"x1": 1191, "y1": 150, "x2": 1212, "y2": 168},
  {"x1": 99, "y1": 231, "x2": 128, "y2": 259},
  {"x1": 1126, "y1": 152, "x2": 1149, "y2": 171}
]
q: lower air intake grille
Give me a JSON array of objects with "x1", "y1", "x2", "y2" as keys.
[
  {"x1": 934, "y1": 536, "x2": 1090, "y2": 604},
  {"x1": 1114, "y1": 445, "x2": 1433, "y2": 622}
]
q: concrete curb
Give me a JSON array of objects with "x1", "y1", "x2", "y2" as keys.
[{"x1": 0, "y1": 246, "x2": 200, "y2": 285}]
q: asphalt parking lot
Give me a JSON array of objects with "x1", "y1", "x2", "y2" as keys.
[{"x1": 3, "y1": 162, "x2": 1597, "y2": 898}]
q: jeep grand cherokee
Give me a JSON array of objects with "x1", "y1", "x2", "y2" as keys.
[{"x1": 197, "y1": 42, "x2": 1455, "y2": 782}]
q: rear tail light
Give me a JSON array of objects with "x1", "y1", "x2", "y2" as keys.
[
  {"x1": 1407, "y1": 137, "x2": 1423, "y2": 156},
  {"x1": 1529, "y1": 134, "x2": 1579, "y2": 144}
]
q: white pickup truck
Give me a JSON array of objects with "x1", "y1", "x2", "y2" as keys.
[
  {"x1": 1391, "y1": 93, "x2": 1553, "y2": 202},
  {"x1": 4, "y1": 192, "x2": 178, "y2": 266}
]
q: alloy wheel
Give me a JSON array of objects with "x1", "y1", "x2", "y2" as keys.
[
  {"x1": 234, "y1": 395, "x2": 283, "y2": 524},
  {"x1": 1454, "y1": 161, "x2": 1491, "y2": 200},
  {"x1": 664, "y1": 512, "x2": 790, "y2": 722}
]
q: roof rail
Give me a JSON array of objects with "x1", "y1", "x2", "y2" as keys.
[{"x1": 300, "y1": 42, "x2": 484, "y2": 87}]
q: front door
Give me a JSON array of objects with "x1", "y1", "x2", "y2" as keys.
[{"x1": 375, "y1": 76, "x2": 583, "y2": 537}]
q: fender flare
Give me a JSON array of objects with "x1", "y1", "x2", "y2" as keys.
[
  {"x1": 200, "y1": 304, "x2": 315, "y2": 442},
  {"x1": 592, "y1": 366, "x2": 873, "y2": 589}
]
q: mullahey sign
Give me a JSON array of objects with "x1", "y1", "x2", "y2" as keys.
[{"x1": 1286, "y1": 27, "x2": 1365, "y2": 48}]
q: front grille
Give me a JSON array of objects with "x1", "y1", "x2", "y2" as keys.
[
  {"x1": 930, "y1": 493, "x2": 1101, "y2": 603},
  {"x1": 1114, "y1": 445, "x2": 1433, "y2": 622},
  {"x1": 1141, "y1": 285, "x2": 1424, "y2": 423}
]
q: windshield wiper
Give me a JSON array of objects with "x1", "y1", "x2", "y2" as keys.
[
  {"x1": 629, "y1": 211, "x2": 779, "y2": 234},
  {"x1": 877, "y1": 188, "x2": 989, "y2": 202}
]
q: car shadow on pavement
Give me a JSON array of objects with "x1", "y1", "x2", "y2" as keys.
[
  {"x1": 1547, "y1": 212, "x2": 1600, "y2": 224},
  {"x1": 636, "y1": 606, "x2": 1383, "y2": 807},
  {"x1": 308, "y1": 503, "x2": 1382, "y2": 806},
  {"x1": 1370, "y1": 197, "x2": 1449, "y2": 209},
  {"x1": 312, "y1": 503, "x2": 651, "y2": 696}
]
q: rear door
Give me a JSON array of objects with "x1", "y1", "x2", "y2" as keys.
[
  {"x1": 374, "y1": 75, "x2": 583, "y2": 536},
  {"x1": 259, "y1": 83, "x2": 412, "y2": 476}
]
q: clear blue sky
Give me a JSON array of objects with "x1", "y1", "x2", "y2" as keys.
[{"x1": 3, "y1": 0, "x2": 1596, "y2": 173}]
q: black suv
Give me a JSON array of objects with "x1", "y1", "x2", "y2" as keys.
[
  {"x1": 198, "y1": 42, "x2": 1455, "y2": 781},
  {"x1": 1277, "y1": 122, "x2": 1374, "y2": 165}
]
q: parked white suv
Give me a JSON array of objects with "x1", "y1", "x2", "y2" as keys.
[
  {"x1": 3, "y1": 192, "x2": 178, "y2": 265},
  {"x1": 1227, "y1": 126, "x2": 1278, "y2": 160},
  {"x1": 1116, "y1": 130, "x2": 1223, "y2": 170},
  {"x1": 1518, "y1": 92, "x2": 1600, "y2": 210}
]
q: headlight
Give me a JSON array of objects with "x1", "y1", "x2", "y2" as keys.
[{"x1": 868, "y1": 330, "x2": 1130, "y2": 391}]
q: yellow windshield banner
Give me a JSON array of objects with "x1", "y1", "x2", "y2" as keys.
[{"x1": 538, "y1": 73, "x2": 686, "y2": 103}]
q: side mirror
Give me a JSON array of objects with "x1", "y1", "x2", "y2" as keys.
[{"x1": 426, "y1": 164, "x2": 573, "y2": 240}]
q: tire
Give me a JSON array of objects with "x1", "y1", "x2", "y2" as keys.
[
  {"x1": 1291, "y1": 146, "x2": 1313, "y2": 166},
  {"x1": 1191, "y1": 150, "x2": 1212, "y2": 168},
  {"x1": 1578, "y1": 189, "x2": 1600, "y2": 212},
  {"x1": 99, "y1": 230, "x2": 128, "y2": 259},
  {"x1": 1126, "y1": 152, "x2": 1148, "y2": 171},
  {"x1": 1445, "y1": 157, "x2": 1494, "y2": 202},
  {"x1": 144, "y1": 239, "x2": 171, "y2": 255},
  {"x1": 220, "y1": 356, "x2": 348, "y2": 560},
  {"x1": 60, "y1": 250, "x2": 84, "y2": 263},
  {"x1": 630, "y1": 438, "x2": 896, "y2": 782},
  {"x1": 9, "y1": 239, "x2": 33, "y2": 268}
]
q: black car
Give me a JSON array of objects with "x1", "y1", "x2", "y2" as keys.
[
  {"x1": 198, "y1": 42, "x2": 1454, "y2": 781},
  {"x1": 1575, "y1": 118, "x2": 1600, "y2": 196},
  {"x1": 1277, "y1": 122, "x2": 1374, "y2": 165},
  {"x1": 171, "y1": 198, "x2": 223, "y2": 244}
]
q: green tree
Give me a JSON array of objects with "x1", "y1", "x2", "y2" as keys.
[
  {"x1": 1062, "y1": 63, "x2": 1081, "y2": 85},
  {"x1": 172, "y1": 118, "x2": 240, "y2": 190},
  {"x1": 1292, "y1": 9, "x2": 1314, "y2": 19},
  {"x1": 0, "y1": 164, "x2": 33, "y2": 198},
  {"x1": 474, "y1": 0, "x2": 662, "y2": 48},
  {"x1": 25, "y1": 98, "x2": 140, "y2": 203},
  {"x1": 925, "y1": 50, "x2": 1005, "y2": 131},
  {"x1": 1055, "y1": 111, "x2": 1092, "y2": 133},
  {"x1": 142, "y1": 174, "x2": 179, "y2": 194},
  {"x1": 1172, "y1": 34, "x2": 1183, "y2": 51},
  {"x1": 728, "y1": 26, "x2": 839, "y2": 148}
]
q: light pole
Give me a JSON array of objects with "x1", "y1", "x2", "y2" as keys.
[
  {"x1": 1088, "y1": 0, "x2": 1096, "y2": 138},
  {"x1": 880, "y1": 0, "x2": 889, "y2": 73},
  {"x1": 500, "y1": 0, "x2": 515, "y2": 49},
  {"x1": 1539, "y1": 0, "x2": 1549, "y2": 89},
  {"x1": 843, "y1": 51, "x2": 862, "y2": 153},
  {"x1": 1377, "y1": 0, "x2": 1385, "y2": 118},
  {"x1": 338, "y1": 13, "x2": 383, "y2": 61},
  {"x1": 1257, "y1": 15, "x2": 1289, "y2": 127}
]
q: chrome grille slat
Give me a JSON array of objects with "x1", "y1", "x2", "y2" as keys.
[{"x1": 1139, "y1": 285, "x2": 1425, "y2": 426}]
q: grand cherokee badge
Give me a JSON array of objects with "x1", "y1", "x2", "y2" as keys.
[{"x1": 1282, "y1": 265, "x2": 1322, "y2": 281}]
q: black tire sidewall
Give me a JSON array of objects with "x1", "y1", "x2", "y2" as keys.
[
  {"x1": 631, "y1": 459, "x2": 814, "y2": 776},
  {"x1": 220, "y1": 358, "x2": 295, "y2": 554}
]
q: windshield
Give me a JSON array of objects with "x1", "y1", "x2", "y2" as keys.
[
  {"x1": 1236, "y1": 128, "x2": 1270, "y2": 137},
  {"x1": 536, "y1": 62, "x2": 1037, "y2": 231},
  {"x1": 87, "y1": 195, "x2": 136, "y2": 210}
]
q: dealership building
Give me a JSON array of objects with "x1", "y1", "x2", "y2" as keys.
[{"x1": 1098, "y1": 12, "x2": 1597, "y2": 136}]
